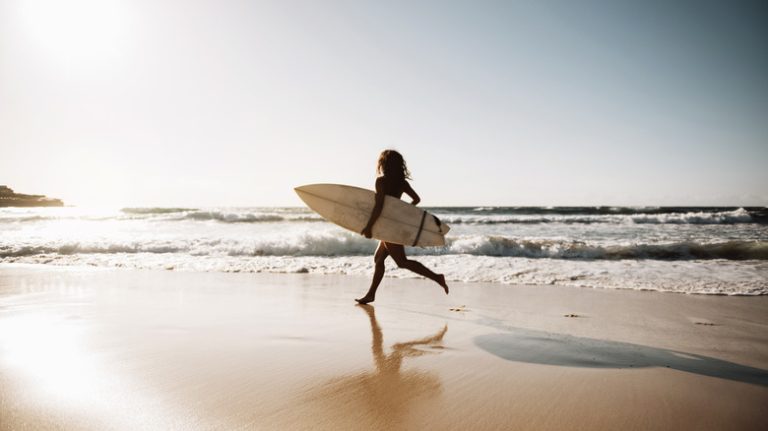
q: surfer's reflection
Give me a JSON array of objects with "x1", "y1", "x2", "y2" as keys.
[
  {"x1": 300, "y1": 305, "x2": 447, "y2": 429},
  {"x1": 360, "y1": 304, "x2": 447, "y2": 376}
]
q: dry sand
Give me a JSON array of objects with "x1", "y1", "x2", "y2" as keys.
[{"x1": 1, "y1": 265, "x2": 767, "y2": 430}]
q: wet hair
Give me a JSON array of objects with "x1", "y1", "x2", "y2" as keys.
[{"x1": 376, "y1": 150, "x2": 411, "y2": 180}]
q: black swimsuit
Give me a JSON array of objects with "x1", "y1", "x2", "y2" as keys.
[{"x1": 380, "y1": 176, "x2": 405, "y2": 199}]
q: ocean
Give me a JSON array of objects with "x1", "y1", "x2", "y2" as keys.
[{"x1": 1, "y1": 206, "x2": 766, "y2": 295}]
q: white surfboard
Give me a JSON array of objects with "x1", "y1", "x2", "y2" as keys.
[{"x1": 294, "y1": 184, "x2": 450, "y2": 247}]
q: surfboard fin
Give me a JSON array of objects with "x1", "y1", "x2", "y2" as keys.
[{"x1": 433, "y1": 215, "x2": 444, "y2": 234}]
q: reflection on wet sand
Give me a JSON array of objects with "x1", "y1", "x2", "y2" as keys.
[{"x1": 299, "y1": 305, "x2": 447, "y2": 430}]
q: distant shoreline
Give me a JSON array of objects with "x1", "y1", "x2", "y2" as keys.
[{"x1": 0, "y1": 185, "x2": 63, "y2": 207}]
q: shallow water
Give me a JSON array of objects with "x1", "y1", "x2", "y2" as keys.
[{"x1": 1, "y1": 206, "x2": 766, "y2": 295}]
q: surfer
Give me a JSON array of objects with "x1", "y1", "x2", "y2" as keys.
[{"x1": 356, "y1": 150, "x2": 449, "y2": 304}]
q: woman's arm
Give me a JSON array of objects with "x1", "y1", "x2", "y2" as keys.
[
  {"x1": 403, "y1": 181, "x2": 420, "y2": 206},
  {"x1": 362, "y1": 177, "x2": 386, "y2": 238}
]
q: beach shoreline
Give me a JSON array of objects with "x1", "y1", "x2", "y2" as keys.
[
  {"x1": 3, "y1": 205, "x2": 766, "y2": 296},
  {"x1": 1, "y1": 264, "x2": 767, "y2": 430}
]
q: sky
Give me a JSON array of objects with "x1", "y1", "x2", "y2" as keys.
[{"x1": 1, "y1": 0, "x2": 766, "y2": 207}]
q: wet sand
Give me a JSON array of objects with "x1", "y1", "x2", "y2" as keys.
[{"x1": 1, "y1": 265, "x2": 767, "y2": 430}]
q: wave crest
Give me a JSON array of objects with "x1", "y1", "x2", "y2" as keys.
[
  {"x1": 2, "y1": 235, "x2": 766, "y2": 261},
  {"x1": 121, "y1": 207, "x2": 197, "y2": 214},
  {"x1": 443, "y1": 208, "x2": 755, "y2": 225},
  {"x1": 447, "y1": 237, "x2": 768, "y2": 260}
]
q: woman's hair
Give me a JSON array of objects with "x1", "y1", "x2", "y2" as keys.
[{"x1": 377, "y1": 149, "x2": 411, "y2": 180}]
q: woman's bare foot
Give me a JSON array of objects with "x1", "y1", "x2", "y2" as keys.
[
  {"x1": 437, "y1": 274, "x2": 449, "y2": 294},
  {"x1": 355, "y1": 295, "x2": 375, "y2": 304}
]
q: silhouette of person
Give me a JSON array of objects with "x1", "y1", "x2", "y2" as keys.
[{"x1": 357, "y1": 150, "x2": 449, "y2": 304}]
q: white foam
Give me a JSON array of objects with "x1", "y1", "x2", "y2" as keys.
[
  {"x1": 3, "y1": 255, "x2": 765, "y2": 296},
  {"x1": 2, "y1": 206, "x2": 766, "y2": 295}
]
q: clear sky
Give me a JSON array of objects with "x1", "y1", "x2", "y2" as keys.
[{"x1": 1, "y1": 0, "x2": 766, "y2": 207}]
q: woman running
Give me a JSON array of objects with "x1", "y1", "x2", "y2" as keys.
[{"x1": 357, "y1": 150, "x2": 449, "y2": 304}]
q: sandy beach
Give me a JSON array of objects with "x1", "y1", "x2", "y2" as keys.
[
  {"x1": 1, "y1": 264, "x2": 767, "y2": 430},
  {"x1": 3, "y1": 0, "x2": 766, "y2": 429}
]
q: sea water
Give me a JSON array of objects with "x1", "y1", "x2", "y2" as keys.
[{"x1": 1, "y1": 206, "x2": 766, "y2": 295}]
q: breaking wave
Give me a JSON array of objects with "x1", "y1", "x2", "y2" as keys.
[
  {"x1": 3, "y1": 205, "x2": 766, "y2": 296},
  {"x1": 445, "y1": 237, "x2": 768, "y2": 260},
  {"x1": 2, "y1": 207, "x2": 763, "y2": 225},
  {"x1": 121, "y1": 207, "x2": 198, "y2": 214},
  {"x1": 183, "y1": 211, "x2": 285, "y2": 223},
  {"x1": 443, "y1": 208, "x2": 756, "y2": 225},
  {"x1": 2, "y1": 235, "x2": 766, "y2": 261}
]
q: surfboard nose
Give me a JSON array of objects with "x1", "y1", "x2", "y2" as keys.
[
  {"x1": 294, "y1": 185, "x2": 311, "y2": 205},
  {"x1": 294, "y1": 184, "x2": 321, "y2": 194},
  {"x1": 294, "y1": 184, "x2": 330, "y2": 207}
]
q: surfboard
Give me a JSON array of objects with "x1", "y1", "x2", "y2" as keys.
[{"x1": 294, "y1": 184, "x2": 450, "y2": 247}]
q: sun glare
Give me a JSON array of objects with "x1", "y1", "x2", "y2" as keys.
[
  {"x1": 17, "y1": 0, "x2": 131, "y2": 72},
  {"x1": 0, "y1": 314, "x2": 104, "y2": 403},
  {"x1": 0, "y1": 311, "x2": 189, "y2": 428}
]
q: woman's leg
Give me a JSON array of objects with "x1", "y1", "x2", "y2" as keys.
[
  {"x1": 356, "y1": 241, "x2": 389, "y2": 304},
  {"x1": 384, "y1": 242, "x2": 449, "y2": 294}
]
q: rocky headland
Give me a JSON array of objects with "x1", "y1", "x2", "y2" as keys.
[{"x1": 0, "y1": 185, "x2": 63, "y2": 207}]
